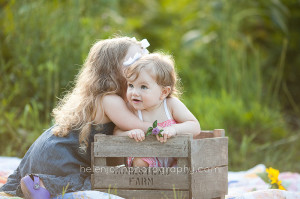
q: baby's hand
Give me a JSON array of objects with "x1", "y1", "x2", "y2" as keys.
[
  {"x1": 156, "y1": 126, "x2": 176, "y2": 143},
  {"x1": 128, "y1": 129, "x2": 145, "y2": 142}
]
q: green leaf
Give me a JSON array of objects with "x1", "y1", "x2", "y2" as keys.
[
  {"x1": 146, "y1": 131, "x2": 152, "y2": 136},
  {"x1": 158, "y1": 133, "x2": 163, "y2": 137},
  {"x1": 159, "y1": 129, "x2": 164, "y2": 133},
  {"x1": 270, "y1": 184, "x2": 278, "y2": 189},
  {"x1": 146, "y1": 127, "x2": 153, "y2": 136},
  {"x1": 257, "y1": 172, "x2": 269, "y2": 184},
  {"x1": 153, "y1": 120, "x2": 157, "y2": 128}
]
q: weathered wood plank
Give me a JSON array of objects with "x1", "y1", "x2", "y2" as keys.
[
  {"x1": 194, "y1": 129, "x2": 225, "y2": 139},
  {"x1": 91, "y1": 143, "x2": 95, "y2": 170},
  {"x1": 191, "y1": 166, "x2": 228, "y2": 199},
  {"x1": 213, "y1": 129, "x2": 225, "y2": 138},
  {"x1": 96, "y1": 189, "x2": 190, "y2": 199},
  {"x1": 92, "y1": 129, "x2": 228, "y2": 199},
  {"x1": 94, "y1": 135, "x2": 191, "y2": 157},
  {"x1": 93, "y1": 166, "x2": 190, "y2": 190},
  {"x1": 190, "y1": 137, "x2": 228, "y2": 169},
  {"x1": 94, "y1": 133, "x2": 107, "y2": 142},
  {"x1": 91, "y1": 174, "x2": 94, "y2": 189},
  {"x1": 94, "y1": 157, "x2": 107, "y2": 166},
  {"x1": 177, "y1": 157, "x2": 190, "y2": 168},
  {"x1": 194, "y1": 131, "x2": 214, "y2": 139}
]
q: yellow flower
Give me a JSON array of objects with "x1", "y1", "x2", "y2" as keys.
[
  {"x1": 278, "y1": 184, "x2": 286, "y2": 190},
  {"x1": 277, "y1": 180, "x2": 286, "y2": 190},
  {"x1": 266, "y1": 167, "x2": 279, "y2": 184},
  {"x1": 258, "y1": 167, "x2": 286, "y2": 190},
  {"x1": 266, "y1": 167, "x2": 279, "y2": 179},
  {"x1": 265, "y1": 167, "x2": 286, "y2": 190}
]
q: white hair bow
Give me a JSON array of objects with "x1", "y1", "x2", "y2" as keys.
[{"x1": 123, "y1": 37, "x2": 150, "y2": 66}]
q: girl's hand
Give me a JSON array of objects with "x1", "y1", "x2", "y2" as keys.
[
  {"x1": 128, "y1": 129, "x2": 145, "y2": 142},
  {"x1": 156, "y1": 126, "x2": 176, "y2": 143}
]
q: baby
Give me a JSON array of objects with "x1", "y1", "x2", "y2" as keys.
[{"x1": 114, "y1": 53, "x2": 200, "y2": 167}]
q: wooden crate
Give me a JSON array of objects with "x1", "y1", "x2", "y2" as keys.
[{"x1": 91, "y1": 129, "x2": 228, "y2": 199}]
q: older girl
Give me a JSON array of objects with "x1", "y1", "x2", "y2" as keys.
[{"x1": 0, "y1": 37, "x2": 152, "y2": 198}]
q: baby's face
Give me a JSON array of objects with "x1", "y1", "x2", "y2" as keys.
[{"x1": 126, "y1": 68, "x2": 164, "y2": 111}]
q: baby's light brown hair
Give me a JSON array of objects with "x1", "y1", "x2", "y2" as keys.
[{"x1": 125, "y1": 53, "x2": 181, "y2": 98}]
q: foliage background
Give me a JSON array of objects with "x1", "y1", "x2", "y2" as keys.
[{"x1": 0, "y1": 0, "x2": 299, "y2": 172}]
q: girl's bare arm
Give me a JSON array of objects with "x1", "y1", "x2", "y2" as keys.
[{"x1": 102, "y1": 94, "x2": 151, "y2": 132}]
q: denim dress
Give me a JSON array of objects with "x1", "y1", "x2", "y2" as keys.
[{"x1": 0, "y1": 122, "x2": 115, "y2": 197}]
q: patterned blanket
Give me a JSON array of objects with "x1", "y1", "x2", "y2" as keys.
[
  {"x1": 0, "y1": 157, "x2": 123, "y2": 199},
  {"x1": 1, "y1": 157, "x2": 300, "y2": 199},
  {"x1": 227, "y1": 164, "x2": 300, "y2": 198}
]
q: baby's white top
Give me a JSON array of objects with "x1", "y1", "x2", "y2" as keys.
[{"x1": 137, "y1": 99, "x2": 172, "y2": 121}]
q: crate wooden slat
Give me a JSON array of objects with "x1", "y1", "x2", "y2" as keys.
[
  {"x1": 93, "y1": 166, "x2": 189, "y2": 189},
  {"x1": 94, "y1": 135, "x2": 191, "y2": 157},
  {"x1": 96, "y1": 189, "x2": 190, "y2": 199},
  {"x1": 191, "y1": 137, "x2": 228, "y2": 169},
  {"x1": 191, "y1": 166, "x2": 228, "y2": 199},
  {"x1": 194, "y1": 129, "x2": 225, "y2": 139}
]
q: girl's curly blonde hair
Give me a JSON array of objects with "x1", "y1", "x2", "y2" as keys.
[{"x1": 52, "y1": 37, "x2": 139, "y2": 149}]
